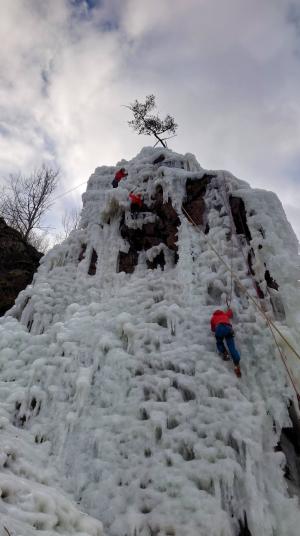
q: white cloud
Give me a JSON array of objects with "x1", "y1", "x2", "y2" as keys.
[{"x1": 0, "y1": 0, "x2": 299, "y2": 240}]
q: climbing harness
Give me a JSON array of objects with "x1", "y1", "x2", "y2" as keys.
[{"x1": 181, "y1": 204, "x2": 300, "y2": 403}]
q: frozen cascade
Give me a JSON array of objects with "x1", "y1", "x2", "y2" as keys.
[{"x1": 1, "y1": 146, "x2": 300, "y2": 535}]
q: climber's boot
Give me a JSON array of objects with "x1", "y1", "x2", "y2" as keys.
[
  {"x1": 219, "y1": 350, "x2": 230, "y2": 361},
  {"x1": 222, "y1": 350, "x2": 230, "y2": 361},
  {"x1": 234, "y1": 365, "x2": 242, "y2": 378}
]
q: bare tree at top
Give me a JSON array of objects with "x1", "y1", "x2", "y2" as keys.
[
  {"x1": 126, "y1": 95, "x2": 177, "y2": 148},
  {"x1": 0, "y1": 165, "x2": 59, "y2": 244}
]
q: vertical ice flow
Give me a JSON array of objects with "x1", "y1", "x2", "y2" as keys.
[{"x1": 1, "y1": 147, "x2": 300, "y2": 536}]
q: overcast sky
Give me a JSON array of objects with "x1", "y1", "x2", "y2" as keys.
[{"x1": 0, "y1": 0, "x2": 299, "y2": 240}]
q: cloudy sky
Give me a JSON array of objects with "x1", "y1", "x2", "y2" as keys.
[{"x1": 0, "y1": 0, "x2": 300, "y2": 240}]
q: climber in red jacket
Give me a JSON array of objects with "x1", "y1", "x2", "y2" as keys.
[
  {"x1": 129, "y1": 192, "x2": 144, "y2": 217},
  {"x1": 112, "y1": 168, "x2": 128, "y2": 188},
  {"x1": 210, "y1": 309, "x2": 241, "y2": 377},
  {"x1": 129, "y1": 192, "x2": 143, "y2": 208}
]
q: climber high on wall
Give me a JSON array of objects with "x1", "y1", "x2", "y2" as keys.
[
  {"x1": 210, "y1": 308, "x2": 241, "y2": 377},
  {"x1": 112, "y1": 167, "x2": 128, "y2": 188},
  {"x1": 129, "y1": 192, "x2": 143, "y2": 207}
]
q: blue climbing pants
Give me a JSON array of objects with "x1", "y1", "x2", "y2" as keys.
[{"x1": 215, "y1": 323, "x2": 240, "y2": 365}]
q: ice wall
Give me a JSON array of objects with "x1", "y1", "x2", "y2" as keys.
[{"x1": 1, "y1": 147, "x2": 300, "y2": 536}]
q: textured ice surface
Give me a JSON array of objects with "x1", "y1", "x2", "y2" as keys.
[{"x1": 1, "y1": 147, "x2": 300, "y2": 535}]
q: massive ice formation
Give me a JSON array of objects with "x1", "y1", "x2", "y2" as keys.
[{"x1": 1, "y1": 147, "x2": 300, "y2": 536}]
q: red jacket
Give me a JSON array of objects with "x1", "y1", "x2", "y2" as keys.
[
  {"x1": 129, "y1": 193, "x2": 143, "y2": 207},
  {"x1": 115, "y1": 169, "x2": 127, "y2": 182},
  {"x1": 210, "y1": 309, "x2": 233, "y2": 332}
]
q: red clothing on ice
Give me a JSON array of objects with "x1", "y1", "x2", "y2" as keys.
[
  {"x1": 210, "y1": 309, "x2": 233, "y2": 332},
  {"x1": 114, "y1": 169, "x2": 127, "y2": 183},
  {"x1": 129, "y1": 193, "x2": 143, "y2": 207}
]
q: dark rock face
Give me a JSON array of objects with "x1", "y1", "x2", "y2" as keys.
[
  {"x1": 153, "y1": 154, "x2": 165, "y2": 165},
  {"x1": 182, "y1": 175, "x2": 212, "y2": 225},
  {"x1": 118, "y1": 249, "x2": 138, "y2": 274},
  {"x1": 118, "y1": 175, "x2": 214, "y2": 274},
  {"x1": 264, "y1": 269, "x2": 279, "y2": 291},
  {"x1": 277, "y1": 401, "x2": 300, "y2": 493},
  {"x1": 0, "y1": 218, "x2": 42, "y2": 316},
  {"x1": 118, "y1": 186, "x2": 180, "y2": 274},
  {"x1": 88, "y1": 249, "x2": 98, "y2": 275},
  {"x1": 78, "y1": 244, "x2": 87, "y2": 262},
  {"x1": 147, "y1": 250, "x2": 165, "y2": 270},
  {"x1": 229, "y1": 197, "x2": 252, "y2": 243},
  {"x1": 238, "y1": 513, "x2": 252, "y2": 536},
  {"x1": 152, "y1": 186, "x2": 181, "y2": 251},
  {"x1": 229, "y1": 196, "x2": 280, "y2": 304}
]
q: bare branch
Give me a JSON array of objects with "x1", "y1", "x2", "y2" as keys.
[
  {"x1": 0, "y1": 165, "x2": 59, "y2": 245},
  {"x1": 29, "y1": 230, "x2": 52, "y2": 253},
  {"x1": 54, "y1": 207, "x2": 81, "y2": 244},
  {"x1": 61, "y1": 207, "x2": 81, "y2": 238}
]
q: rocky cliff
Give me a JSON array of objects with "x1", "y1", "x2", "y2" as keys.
[{"x1": 0, "y1": 217, "x2": 42, "y2": 316}]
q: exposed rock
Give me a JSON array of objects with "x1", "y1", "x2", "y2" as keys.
[
  {"x1": 78, "y1": 244, "x2": 87, "y2": 262},
  {"x1": 147, "y1": 250, "x2": 165, "y2": 270},
  {"x1": 118, "y1": 187, "x2": 180, "y2": 273},
  {"x1": 0, "y1": 218, "x2": 42, "y2": 316},
  {"x1": 182, "y1": 174, "x2": 212, "y2": 225},
  {"x1": 118, "y1": 249, "x2": 138, "y2": 274},
  {"x1": 153, "y1": 154, "x2": 165, "y2": 165},
  {"x1": 118, "y1": 175, "x2": 216, "y2": 274},
  {"x1": 238, "y1": 513, "x2": 252, "y2": 536},
  {"x1": 247, "y1": 249, "x2": 255, "y2": 276},
  {"x1": 265, "y1": 269, "x2": 279, "y2": 291},
  {"x1": 277, "y1": 400, "x2": 300, "y2": 497},
  {"x1": 229, "y1": 196, "x2": 252, "y2": 243},
  {"x1": 152, "y1": 186, "x2": 181, "y2": 251},
  {"x1": 230, "y1": 198, "x2": 280, "y2": 301},
  {"x1": 88, "y1": 249, "x2": 98, "y2": 275}
]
